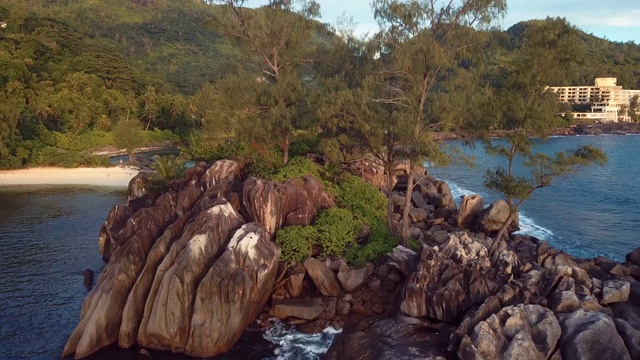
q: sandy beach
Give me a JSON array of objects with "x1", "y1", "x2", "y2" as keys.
[{"x1": 0, "y1": 166, "x2": 139, "y2": 187}]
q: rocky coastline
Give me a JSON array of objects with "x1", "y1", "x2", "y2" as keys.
[{"x1": 64, "y1": 157, "x2": 640, "y2": 360}]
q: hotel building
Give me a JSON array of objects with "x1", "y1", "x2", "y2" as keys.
[{"x1": 549, "y1": 78, "x2": 640, "y2": 123}]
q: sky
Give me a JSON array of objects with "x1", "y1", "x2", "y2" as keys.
[{"x1": 251, "y1": 0, "x2": 640, "y2": 43}]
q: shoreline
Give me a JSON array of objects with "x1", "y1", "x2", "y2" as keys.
[{"x1": 0, "y1": 166, "x2": 139, "y2": 187}]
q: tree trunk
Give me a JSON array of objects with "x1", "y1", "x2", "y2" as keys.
[
  {"x1": 128, "y1": 151, "x2": 136, "y2": 165},
  {"x1": 400, "y1": 162, "x2": 414, "y2": 247},
  {"x1": 493, "y1": 209, "x2": 516, "y2": 244},
  {"x1": 386, "y1": 161, "x2": 396, "y2": 237}
]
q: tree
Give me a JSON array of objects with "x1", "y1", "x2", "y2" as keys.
[
  {"x1": 113, "y1": 119, "x2": 145, "y2": 164},
  {"x1": 210, "y1": 0, "x2": 321, "y2": 164},
  {"x1": 483, "y1": 18, "x2": 606, "y2": 242},
  {"x1": 370, "y1": 0, "x2": 507, "y2": 246}
]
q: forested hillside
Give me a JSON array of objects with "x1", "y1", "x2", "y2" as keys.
[{"x1": 0, "y1": 0, "x2": 638, "y2": 169}]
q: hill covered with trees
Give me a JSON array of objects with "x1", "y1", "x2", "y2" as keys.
[{"x1": 0, "y1": 0, "x2": 638, "y2": 170}]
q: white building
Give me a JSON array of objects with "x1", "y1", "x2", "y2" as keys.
[{"x1": 549, "y1": 78, "x2": 640, "y2": 123}]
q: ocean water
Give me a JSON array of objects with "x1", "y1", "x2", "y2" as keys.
[
  {"x1": 0, "y1": 186, "x2": 336, "y2": 360},
  {"x1": 431, "y1": 135, "x2": 640, "y2": 261}
]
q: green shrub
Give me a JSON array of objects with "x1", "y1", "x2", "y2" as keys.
[
  {"x1": 336, "y1": 174, "x2": 397, "y2": 264},
  {"x1": 275, "y1": 225, "x2": 319, "y2": 264},
  {"x1": 289, "y1": 132, "x2": 320, "y2": 158},
  {"x1": 270, "y1": 156, "x2": 321, "y2": 182},
  {"x1": 315, "y1": 208, "x2": 360, "y2": 257},
  {"x1": 147, "y1": 128, "x2": 181, "y2": 143}
]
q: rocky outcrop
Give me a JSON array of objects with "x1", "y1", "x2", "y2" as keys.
[
  {"x1": 64, "y1": 160, "x2": 334, "y2": 359},
  {"x1": 458, "y1": 304, "x2": 561, "y2": 360},
  {"x1": 137, "y1": 200, "x2": 245, "y2": 351},
  {"x1": 62, "y1": 194, "x2": 177, "y2": 359},
  {"x1": 400, "y1": 232, "x2": 513, "y2": 322},
  {"x1": 242, "y1": 177, "x2": 332, "y2": 237},
  {"x1": 185, "y1": 223, "x2": 280, "y2": 357}
]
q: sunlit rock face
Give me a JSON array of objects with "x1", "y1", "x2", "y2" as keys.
[{"x1": 63, "y1": 159, "x2": 331, "y2": 359}]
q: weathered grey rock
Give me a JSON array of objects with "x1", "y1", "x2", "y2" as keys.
[
  {"x1": 138, "y1": 201, "x2": 245, "y2": 352},
  {"x1": 478, "y1": 200, "x2": 518, "y2": 234},
  {"x1": 458, "y1": 304, "x2": 561, "y2": 360},
  {"x1": 614, "y1": 318, "x2": 640, "y2": 360},
  {"x1": 185, "y1": 223, "x2": 280, "y2": 357},
  {"x1": 558, "y1": 309, "x2": 631, "y2": 360},
  {"x1": 303, "y1": 258, "x2": 341, "y2": 297},
  {"x1": 338, "y1": 263, "x2": 369, "y2": 292},
  {"x1": 601, "y1": 279, "x2": 630, "y2": 304},
  {"x1": 127, "y1": 172, "x2": 149, "y2": 204},
  {"x1": 428, "y1": 193, "x2": 453, "y2": 207},
  {"x1": 401, "y1": 233, "x2": 501, "y2": 322},
  {"x1": 411, "y1": 191, "x2": 431, "y2": 211},
  {"x1": 549, "y1": 277, "x2": 581, "y2": 314},
  {"x1": 269, "y1": 298, "x2": 324, "y2": 320},
  {"x1": 456, "y1": 195, "x2": 485, "y2": 229},
  {"x1": 387, "y1": 246, "x2": 417, "y2": 276}
]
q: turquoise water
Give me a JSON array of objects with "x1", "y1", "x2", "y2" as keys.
[{"x1": 430, "y1": 135, "x2": 640, "y2": 261}]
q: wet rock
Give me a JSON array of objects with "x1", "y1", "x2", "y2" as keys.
[
  {"x1": 303, "y1": 258, "x2": 341, "y2": 297},
  {"x1": 458, "y1": 304, "x2": 561, "y2": 360},
  {"x1": 558, "y1": 309, "x2": 631, "y2": 360}
]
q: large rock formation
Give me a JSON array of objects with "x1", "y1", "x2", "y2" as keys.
[
  {"x1": 458, "y1": 304, "x2": 561, "y2": 360},
  {"x1": 63, "y1": 159, "x2": 331, "y2": 359},
  {"x1": 185, "y1": 223, "x2": 280, "y2": 357}
]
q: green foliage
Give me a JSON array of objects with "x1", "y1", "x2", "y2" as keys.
[
  {"x1": 148, "y1": 155, "x2": 187, "y2": 193},
  {"x1": 146, "y1": 128, "x2": 181, "y2": 143},
  {"x1": 270, "y1": 156, "x2": 321, "y2": 182},
  {"x1": 275, "y1": 225, "x2": 319, "y2": 264},
  {"x1": 314, "y1": 208, "x2": 360, "y2": 257},
  {"x1": 113, "y1": 119, "x2": 146, "y2": 161}
]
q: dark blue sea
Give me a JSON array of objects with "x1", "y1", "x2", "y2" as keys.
[{"x1": 0, "y1": 135, "x2": 637, "y2": 359}]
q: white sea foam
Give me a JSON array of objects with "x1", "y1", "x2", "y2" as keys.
[
  {"x1": 262, "y1": 320, "x2": 341, "y2": 360},
  {"x1": 445, "y1": 180, "x2": 555, "y2": 241}
]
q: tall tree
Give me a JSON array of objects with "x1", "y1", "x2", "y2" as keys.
[
  {"x1": 371, "y1": 0, "x2": 507, "y2": 246},
  {"x1": 211, "y1": 0, "x2": 321, "y2": 164},
  {"x1": 483, "y1": 18, "x2": 606, "y2": 242}
]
